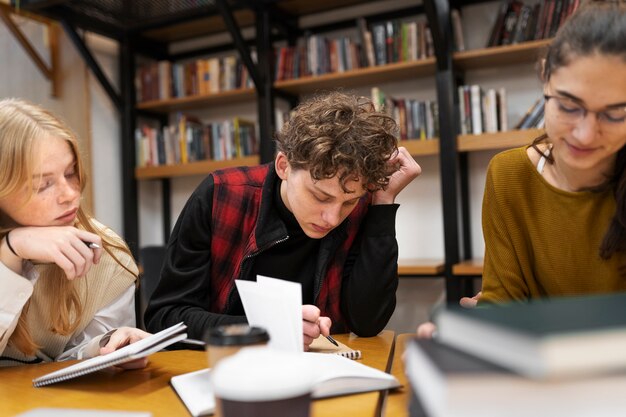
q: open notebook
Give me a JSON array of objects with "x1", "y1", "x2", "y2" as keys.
[
  {"x1": 33, "y1": 322, "x2": 187, "y2": 387},
  {"x1": 170, "y1": 350, "x2": 400, "y2": 417}
]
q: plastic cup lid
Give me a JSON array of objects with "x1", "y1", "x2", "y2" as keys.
[
  {"x1": 211, "y1": 347, "x2": 314, "y2": 401},
  {"x1": 204, "y1": 324, "x2": 269, "y2": 346}
]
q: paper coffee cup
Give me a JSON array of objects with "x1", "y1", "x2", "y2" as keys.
[
  {"x1": 211, "y1": 347, "x2": 313, "y2": 417},
  {"x1": 204, "y1": 324, "x2": 269, "y2": 368}
]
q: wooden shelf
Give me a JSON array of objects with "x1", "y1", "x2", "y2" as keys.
[
  {"x1": 457, "y1": 128, "x2": 544, "y2": 152},
  {"x1": 274, "y1": 58, "x2": 436, "y2": 95},
  {"x1": 135, "y1": 155, "x2": 260, "y2": 180},
  {"x1": 142, "y1": 0, "x2": 377, "y2": 42},
  {"x1": 452, "y1": 259, "x2": 483, "y2": 276},
  {"x1": 403, "y1": 139, "x2": 439, "y2": 156},
  {"x1": 136, "y1": 88, "x2": 256, "y2": 113},
  {"x1": 454, "y1": 39, "x2": 552, "y2": 70},
  {"x1": 398, "y1": 258, "x2": 445, "y2": 276}
]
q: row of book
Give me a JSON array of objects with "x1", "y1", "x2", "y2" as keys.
[
  {"x1": 135, "y1": 115, "x2": 257, "y2": 167},
  {"x1": 372, "y1": 87, "x2": 439, "y2": 141},
  {"x1": 136, "y1": 55, "x2": 255, "y2": 103},
  {"x1": 458, "y1": 85, "x2": 508, "y2": 135},
  {"x1": 406, "y1": 293, "x2": 626, "y2": 416},
  {"x1": 487, "y1": 0, "x2": 581, "y2": 47},
  {"x1": 274, "y1": 17, "x2": 437, "y2": 81}
]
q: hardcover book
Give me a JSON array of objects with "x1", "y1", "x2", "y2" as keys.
[
  {"x1": 435, "y1": 293, "x2": 626, "y2": 379},
  {"x1": 406, "y1": 338, "x2": 626, "y2": 417}
]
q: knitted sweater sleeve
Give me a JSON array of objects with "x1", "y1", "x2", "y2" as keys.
[{"x1": 480, "y1": 153, "x2": 530, "y2": 304}]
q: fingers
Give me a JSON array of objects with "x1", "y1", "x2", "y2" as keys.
[
  {"x1": 396, "y1": 147, "x2": 422, "y2": 178},
  {"x1": 459, "y1": 291, "x2": 482, "y2": 308},
  {"x1": 11, "y1": 227, "x2": 102, "y2": 280},
  {"x1": 301, "y1": 305, "x2": 333, "y2": 351},
  {"x1": 302, "y1": 304, "x2": 321, "y2": 323},
  {"x1": 318, "y1": 316, "x2": 332, "y2": 337},
  {"x1": 416, "y1": 322, "x2": 437, "y2": 339},
  {"x1": 100, "y1": 327, "x2": 151, "y2": 356}
]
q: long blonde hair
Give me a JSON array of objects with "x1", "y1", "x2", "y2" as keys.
[{"x1": 0, "y1": 98, "x2": 137, "y2": 355}]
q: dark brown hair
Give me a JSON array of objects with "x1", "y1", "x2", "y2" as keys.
[
  {"x1": 275, "y1": 91, "x2": 398, "y2": 192},
  {"x1": 532, "y1": 0, "x2": 626, "y2": 260}
]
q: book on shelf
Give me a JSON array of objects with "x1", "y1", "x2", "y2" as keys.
[
  {"x1": 275, "y1": 15, "x2": 433, "y2": 80},
  {"x1": 405, "y1": 338, "x2": 626, "y2": 417},
  {"x1": 434, "y1": 293, "x2": 626, "y2": 379},
  {"x1": 515, "y1": 97, "x2": 545, "y2": 129},
  {"x1": 486, "y1": 0, "x2": 581, "y2": 47},
  {"x1": 136, "y1": 53, "x2": 254, "y2": 103},
  {"x1": 32, "y1": 323, "x2": 187, "y2": 387},
  {"x1": 371, "y1": 87, "x2": 439, "y2": 140},
  {"x1": 171, "y1": 349, "x2": 399, "y2": 417},
  {"x1": 458, "y1": 85, "x2": 507, "y2": 135},
  {"x1": 450, "y1": 9, "x2": 465, "y2": 52},
  {"x1": 135, "y1": 116, "x2": 257, "y2": 168}
]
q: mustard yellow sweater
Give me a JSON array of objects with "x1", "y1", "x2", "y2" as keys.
[{"x1": 480, "y1": 147, "x2": 626, "y2": 303}]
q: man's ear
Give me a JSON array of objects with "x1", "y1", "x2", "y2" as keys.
[{"x1": 275, "y1": 152, "x2": 289, "y2": 180}]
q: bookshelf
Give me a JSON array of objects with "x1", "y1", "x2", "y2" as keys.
[{"x1": 15, "y1": 0, "x2": 556, "y2": 297}]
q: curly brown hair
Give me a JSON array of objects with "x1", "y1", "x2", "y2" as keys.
[{"x1": 275, "y1": 91, "x2": 398, "y2": 192}]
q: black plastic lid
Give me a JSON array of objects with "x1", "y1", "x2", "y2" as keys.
[{"x1": 204, "y1": 324, "x2": 270, "y2": 346}]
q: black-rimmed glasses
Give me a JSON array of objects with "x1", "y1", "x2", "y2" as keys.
[{"x1": 544, "y1": 94, "x2": 626, "y2": 128}]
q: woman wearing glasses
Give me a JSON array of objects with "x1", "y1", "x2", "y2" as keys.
[{"x1": 478, "y1": 0, "x2": 626, "y2": 303}]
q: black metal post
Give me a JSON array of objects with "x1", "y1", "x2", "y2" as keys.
[
  {"x1": 119, "y1": 36, "x2": 139, "y2": 257},
  {"x1": 256, "y1": 6, "x2": 276, "y2": 163},
  {"x1": 424, "y1": 0, "x2": 468, "y2": 302},
  {"x1": 161, "y1": 178, "x2": 171, "y2": 243}
]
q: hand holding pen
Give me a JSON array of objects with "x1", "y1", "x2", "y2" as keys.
[
  {"x1": 302, "y1": 304, "x2": 333, "y2": 351},
  {"x1": 2, "y1": 226, "x2": 103, "y2": 279}
]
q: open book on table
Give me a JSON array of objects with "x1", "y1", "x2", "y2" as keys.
[
  {"x1": 33, "y1": 322, "x2": 187, "y2": 387},
  {"x1": 170, "y1": 349, "x2": 400, "y2": 416}
]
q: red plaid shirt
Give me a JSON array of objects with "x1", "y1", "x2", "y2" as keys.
[{"x1": 209, "y1": 163, "x2": 369, "y2": 332}]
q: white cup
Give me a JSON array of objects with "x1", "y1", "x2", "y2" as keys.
[{"x1": 211, "y1": 347, "x2": 314, "y2": 417}]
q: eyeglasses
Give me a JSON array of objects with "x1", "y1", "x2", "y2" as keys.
[{"x1": 544, "y1": 95, "x2": 626, "y2": 128}]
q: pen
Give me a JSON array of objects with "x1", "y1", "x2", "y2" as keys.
[{"x1": 326, "y1": 335, "x2": 339, "y2": 347}]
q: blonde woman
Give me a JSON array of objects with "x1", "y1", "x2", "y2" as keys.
[{"x1": 0, "y1": 98, "x2": 149, "y2": 367}]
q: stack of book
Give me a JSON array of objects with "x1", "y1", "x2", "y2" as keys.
[{"x1": 405, "y1": 293, "x2": 626, "y2": 417}]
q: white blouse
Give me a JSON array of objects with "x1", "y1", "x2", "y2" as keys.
[{"x1": 0, "y1": 259, "x2": 136, "y2": 362}]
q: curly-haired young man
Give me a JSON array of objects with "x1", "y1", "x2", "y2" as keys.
[{"x1": 145, "y1": 92, "x2": 421, "y2": 349}]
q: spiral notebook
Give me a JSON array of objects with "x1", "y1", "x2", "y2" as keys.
[
  {"x1": 309, "y1": 335, "x2": 362, "y2": 360},
  {"x1": 32, "y1": 322, "x2": 188, "y2": 387}
]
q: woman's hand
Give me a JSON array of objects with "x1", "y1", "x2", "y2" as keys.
[
  {"x1": 302, "y1": 304, "x2": 332, "y2": 351},
  {"x1": 416, "y1": 292, "x2": 483, "y2": 339},
  {"x1": 8, "y1": 226, "x2": 103, "y2": 279},
  {"x1": 100, "y1": 327, "x2": 152, "y2": 370}
]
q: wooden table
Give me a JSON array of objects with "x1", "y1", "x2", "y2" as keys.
[
  {"x1": 384, "y1": 333, "x2": 415, "y2": 417},
  {"x1": 0, "y1": 330, "x2": 395, "y2": 417}
]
